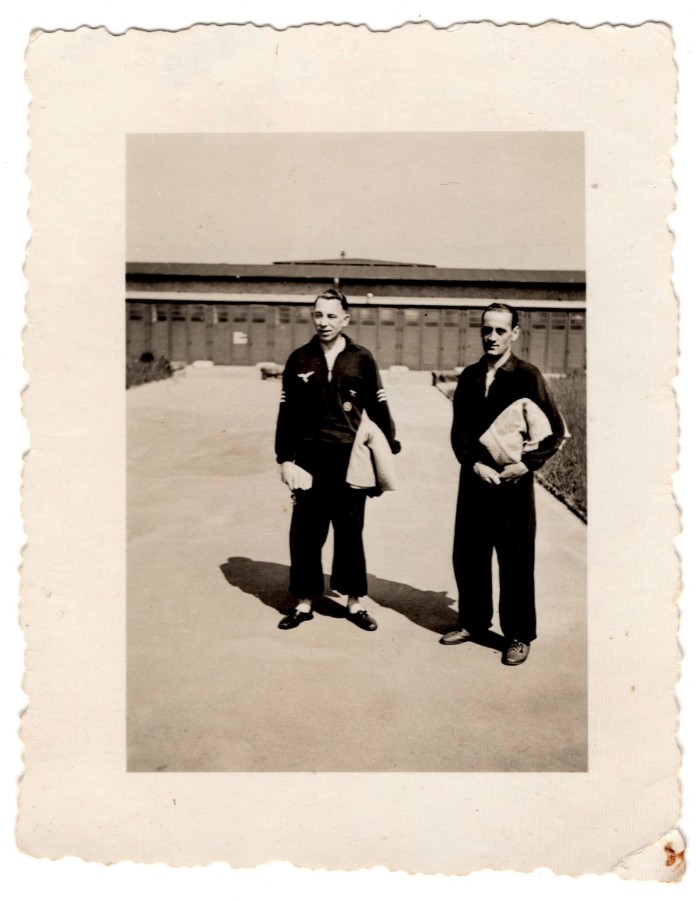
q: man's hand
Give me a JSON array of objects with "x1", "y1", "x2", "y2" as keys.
[
  {"x1": 281, "y1": 461, "x2": 313, "y2": 491},
  {"x1": 500, "y1": 461, "x2": 528, "y2": 483},
  {"x1": 473, "y1": 462, "x2": 502, "y2": 485}
]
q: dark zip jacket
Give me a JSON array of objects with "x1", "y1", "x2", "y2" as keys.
[
  {"x1": 275, "y1": 335, "x2": 399, "y2": 465},
  {"x1": 451, "y1": 353, "x2": 567, "y2": 472}
]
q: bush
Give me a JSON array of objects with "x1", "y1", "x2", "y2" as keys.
[{"x1": 126, "y1": 354, "x2": 173, "y2": 389}]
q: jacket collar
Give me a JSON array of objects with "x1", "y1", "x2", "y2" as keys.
[
  {"x1": 309, "y1": 333, "x2": 360, "y2": 354},
  {"x1": 479, "y1": 351, "x2": 520, "y2": 373}
]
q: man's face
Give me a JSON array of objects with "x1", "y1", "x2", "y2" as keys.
[
  {"x1": 313, "y1": 297, "x2": 350, "y2": 345},
  {"x1": 481, "y1": 309, "x2": 519, "y2": 359}
]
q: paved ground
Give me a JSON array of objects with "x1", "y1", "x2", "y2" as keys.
[{"x1": 127, "y1": 366, "x2": 587, "y2": 772}]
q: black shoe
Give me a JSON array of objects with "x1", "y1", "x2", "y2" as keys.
[
  {"x1": 347, "y1": 608, "x2": 378, "y2": 631},
  {"x1": 278, "y1": 609, "x2": 313, "y2": 630}
]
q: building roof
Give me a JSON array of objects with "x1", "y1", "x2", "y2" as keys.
[
  {"x1": 272, "y1": 257, "x2": 436, "y2": 268},
  {"x1": 126, "y1": 260, "x2": 585, "y2": 286}
]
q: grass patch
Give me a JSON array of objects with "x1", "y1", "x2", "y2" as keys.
[
  {"x1": 126, "y1": 354, "x2": 173, "y2": 389},
  {"x1": 438, "y1": 371, "x2": 587, "y2": 522},
  {"x1": 538, "y1": 373, "x2": 587, "y2": 522}
]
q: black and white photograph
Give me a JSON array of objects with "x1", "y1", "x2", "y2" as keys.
[{"x1": 126, "y1": 131, "x2": 587, "y2": 772}]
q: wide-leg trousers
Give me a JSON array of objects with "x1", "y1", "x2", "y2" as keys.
[
  {"x1": 289, "y1": 444, "x2": 368, "y2": 600},
  {"x1": 453, "y1": 467, "x2": 537, "y2": 643}
]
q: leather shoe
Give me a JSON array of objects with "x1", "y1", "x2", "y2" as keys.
[
  {"x1": 503, "y1": 639, "x2": 530, "y2": 666},
  {"x1": 278, "y1": 609, "x2": 313, "y2": 630},
  {"x1": 347, "y1": 609, "x2": 378, "y2": 631},
  {"x1": 439, "y1": 629, "x2": 472, "y2": 645}
]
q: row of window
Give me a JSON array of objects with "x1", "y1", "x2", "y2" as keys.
[{"x1": 128, "y1": 303, "x2": 584, "y2": 331}]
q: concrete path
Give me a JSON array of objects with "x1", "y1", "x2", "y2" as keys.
[{"x1": 127, "y1": 366, "x2": 586, "y2": 772}]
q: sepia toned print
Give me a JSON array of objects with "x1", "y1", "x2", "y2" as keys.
[{"x1": 125, "y1": 131, "x2": 587, "y2": 772}]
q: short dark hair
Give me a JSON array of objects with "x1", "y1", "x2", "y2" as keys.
[
  {"x1": 482, "y1": 302, "x2": 519, "y2": 329},
  {"x1": 314, "y1": 288, "x2": 349, "y2": 311}
]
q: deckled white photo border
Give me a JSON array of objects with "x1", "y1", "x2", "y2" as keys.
[{"x1": 6, "y1": 1, "x2": 700, "y2": 892}]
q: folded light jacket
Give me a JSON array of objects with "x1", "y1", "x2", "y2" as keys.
[
  {"x1": 479, "y1": 397, "x2": 557, "y2": 466},
  {"x1": 451, "y1": 353, "x2": 568, "y2": 472},
  {"x1": 346, "y1": 412, "x2": 398, "y2": 491}
]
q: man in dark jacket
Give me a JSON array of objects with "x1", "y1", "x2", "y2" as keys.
[
  {"x1": 441, "y1": 303, "x2": 567, "y2": 665},
  {"x1": 275, "y1": 288, "x2": 400, "y2": 631}
]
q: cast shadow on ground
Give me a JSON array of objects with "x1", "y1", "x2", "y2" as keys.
[{"x1": 220, "y1": 556, "x2": 504, "y2": 648}]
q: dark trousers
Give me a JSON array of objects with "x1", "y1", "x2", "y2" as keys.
[
  {"x1": 453, "y1": 468, "x2": 537, "y2": 643},
  {"x1": 289, "y1": 444, "x2": 368, "y2": 600}
]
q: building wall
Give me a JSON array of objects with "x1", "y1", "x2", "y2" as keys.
[{"x1": 126, "y1": 300, "x2": 586, "y2": 374}]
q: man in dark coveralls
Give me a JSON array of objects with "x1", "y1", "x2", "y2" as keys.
[
  {"x1": 274, "y1": 288, "x2": 400, "y2": 631},
  {"x1": 441, "y1": 303, "x2": 567, "y2": 665}
]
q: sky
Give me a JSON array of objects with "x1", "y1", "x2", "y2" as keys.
[{"x1": 127, "y1": 132, "x2": 585, "y2": 271}]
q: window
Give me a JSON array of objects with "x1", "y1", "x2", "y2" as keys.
[
  {"x1": 214, "y1": 305, "x2": 229, "y2": 324},
  {"x1": 424, "y1": 311, "x2": 439, "y2": 328},
  {"x1": 404, "y1": 309, "x2": 420, "y2": 326},
  {"x1": 189, "y1": 304, "x2": 205, "y2": 322},
  {"x1": 171, "y1": 307, "x2": 186, "y2": 322},
  {"x1": 278, "y1": 306, "x2": 291, "y2": 324},
  {"x1": 128, "y1": 304, "x2": 143, "y2": 321},
  {"x1": 155, "y1": 304, "x2": 169, "y2": 322},
  {"x1": 380, "y1": 309, "x2": 396, "y2": 326},
  {"x1": 443, "y1": 310, "x2": 460, "y2": 328},
  {"x1": 251, "y1": 306, "x2": 266, "y2": 323}
]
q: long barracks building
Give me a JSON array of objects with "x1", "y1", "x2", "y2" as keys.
[{"x1": 126, "y1": 258, "x2": 586, "y2": 374}]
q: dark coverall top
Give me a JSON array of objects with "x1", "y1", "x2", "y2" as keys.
[
  {"x1": 450, "y1": 353, "x2": 567, "y2": 642},
  {"x1": 275, "y1": 334, "x2": 399, "y2": 600}
]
